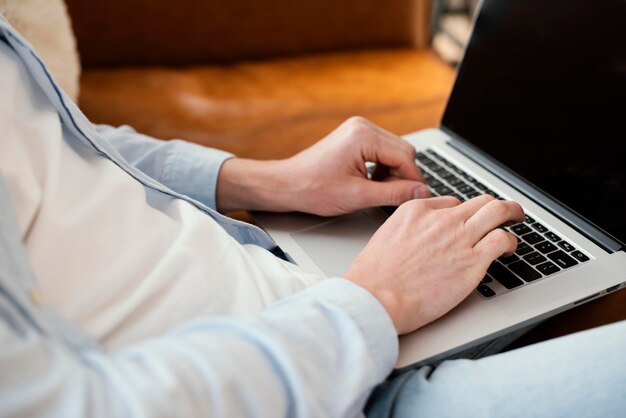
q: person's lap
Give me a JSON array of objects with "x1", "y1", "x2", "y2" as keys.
[{"x1": 366, "y1": 320, "x2": 626, "y2": 418}]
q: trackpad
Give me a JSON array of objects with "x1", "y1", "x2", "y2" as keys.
[{"x1": 292, "y1": 212, "x2": 380, "y2": 277}]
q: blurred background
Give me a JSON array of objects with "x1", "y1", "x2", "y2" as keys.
[
  {"x1": 432, "y1": 0, "x2": 478, "y2": 65},
  {"x1": 58, "y1": 0, "x2": 472, "y2": 159}
]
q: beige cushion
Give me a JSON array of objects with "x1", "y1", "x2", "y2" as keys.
[{"x1": 0, "y1": 0, "x2": 80, "y2": 101}]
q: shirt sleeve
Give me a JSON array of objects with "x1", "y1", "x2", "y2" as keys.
[
  {"x1": 95, "y1": 124, "x2": 234, "y2": 210},
  {"x1": 0, "y1": 278, "x2": 399, "y2": 418}
]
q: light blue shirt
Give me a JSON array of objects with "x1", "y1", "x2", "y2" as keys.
[{"x1": 0, "y1": 14, "x2": 398, "y2": 418}]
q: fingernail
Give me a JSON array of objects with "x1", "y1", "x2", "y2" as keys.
[{"x1": 413, "y1": 184, "x2": 430, "y2": 199}]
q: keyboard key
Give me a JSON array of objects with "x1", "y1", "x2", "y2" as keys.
[
  {"x1": 432, "y1": 166, "x2": 448, "y2": 175},
  {"x1": 536, "y1": 261, "x2": 560, "y2": 275},
  {"x1": 522, "y1": 232, "x2": 544, "y2": 244},
  {"x1": 510, "y1": 224, "x2": 532, "y2": 235},
  {"x1": 475, "y1": 182, "x2": 489, "y2": 191},
  {"x1": 532, "y1": 223, "x2": 548, "y2": 233},
  {"x1": 465, "y1": 191, "x2": 481, "y2": 199},
  {"x1": 477, "y1": 284, "x2": 496, "y2": 298},
  {"x1": 428, "y1": 179, "x2": 443, "y2": 188},
  {"x1": 453, "y1": 167, "x2": 466, "y2": 175},
  {"x1": 418, "y1": 167, "x2": 429, "y2": 174},
  {"x1": 461, "y1": 173, "x2": 475, "y2": 181},
  {"x1": 535, "y1": 241, "x2": 558, "y2": 254},
  {"x1": 499, "y1": 254, "x2": 520, "y2": 264},
  {"x1": 547, "y1": 250, "x2": 578, "y2": 268},
  {"x1": 515, "y1": 242, "x2": 533, "y2": 255},
  {"x1": 450, "y1": 193, "x2": 465, "y2": 201},
  {"x1": 509, "y1": 260, "x2": 542, "y2": 282},
  {"x1": 545, "y1": 232, "x2": 561, "y2": 242},
  {"x1": 448, "y1": 178, "x2": 465, "y2": 187},
  {"x1": 558, "y1": 241, "x2": 575, "y2": 252},
  {"x1": 440, "y1": 171, "x2": 458, "y2": 181},
  {"x1": 571, "y1": 251, "x2": 590, "y2": 262},
  {"x1": 481, "y1": 274, "x2": 493, "y2": 284},
  {"x1": 523, "y1": 251, "x2": 547, "y2": 265},
  {"x1": 415, "y1": 152, "x2": 432, "y2": 164},
  {"x1": 457, "y1": 184, "x2": 475, "y2": 194},
  {"x1": 435, "y1": 186, "x2": 453, "y2": 195},
  {"x1": 485, "y1": 190, "x2": 501, "y2": 199},
  {"x1": 488, "y1": 262, "x2": 524, "y2": 289},
  {"x1": 425, "y1": 149, "x2": 442, "y2": 158},
  {"x1": 433, "y1": 156, "x2": 449, "y2": 165},
  {"x1": 525, "y1": 215, "x2": 535, "y2": 224}
]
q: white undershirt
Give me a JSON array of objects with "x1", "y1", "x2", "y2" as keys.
[{"x1": 0, "y1": 41, "x2": 322, "y2": 350}]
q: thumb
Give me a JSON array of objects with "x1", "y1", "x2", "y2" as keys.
[{"x1": 354, "y1": 178, "x2": 431, "y2": 208}]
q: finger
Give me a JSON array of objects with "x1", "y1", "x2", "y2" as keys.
[
  {"x1": 474, "y1": 228, "x2": 519, "y2": 264},
  {"x1": 454, "y1": 194, "x2": 498, "y2": 218},
  {"x1": 359, "y1": 134, "x2": 422, "y2": 182},
  {"x1": 464, "y1": 199, "x2": 525, "y2": 243},
  {"x1": 353, "y1": 178, "x2": 430, "y2": 208},
  {"x1": 377, "y1": 133, "x2": 423, "y2": 182},
  {"x1": 389, "y1": 163, "x2": 425, "y2": 184}
]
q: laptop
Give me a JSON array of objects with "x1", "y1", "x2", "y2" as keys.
[{"x1": 254, "y1": 0, "x2": 626, "y2": 370}]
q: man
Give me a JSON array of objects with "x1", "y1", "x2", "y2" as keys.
[{"x1": 0, "y1": 13, "x2": 624, "y2": 418}]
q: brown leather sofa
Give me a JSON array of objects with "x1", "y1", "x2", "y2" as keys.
[{"x1": 64, "y1": 0, "x2": 625, "y2": 351}]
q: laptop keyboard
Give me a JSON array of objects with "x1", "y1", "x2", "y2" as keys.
[{"x1": 385, "y1": 148, "x2": 591, "y2": 298}]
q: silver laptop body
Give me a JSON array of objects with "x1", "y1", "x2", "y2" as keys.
[{"x1": 255, "y1": 0, "x2": 626, "y2": 369}]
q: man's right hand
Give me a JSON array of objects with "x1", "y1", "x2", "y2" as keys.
[{"x1": 344, "y1": 195, "x2": 524, "y2": 335}]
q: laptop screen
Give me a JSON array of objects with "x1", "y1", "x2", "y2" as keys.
[{"x1": 441, "y1": 0, "x2": 626, "y2": 246}]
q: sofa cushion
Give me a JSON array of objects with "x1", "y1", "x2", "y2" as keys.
[{"x1": 78, "y1": 48, "x2": 454, "y2": 159}]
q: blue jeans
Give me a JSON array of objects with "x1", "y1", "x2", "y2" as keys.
[{"x1": 366, "y1": 320, "x2": 626, "y2": 418}]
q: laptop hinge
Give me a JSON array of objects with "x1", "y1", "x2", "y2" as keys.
[{"x1": 441, "y1": 127, "x2": 623, "y2": 253}]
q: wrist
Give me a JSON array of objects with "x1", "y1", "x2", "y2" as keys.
[
  {"x1": 366, "y1": 286, "x2": 405, "y2": 335},
  {"x1": 344, "y1": 271, "x2": 405, "y2": 335},
  {"x1": 216, "y1": 158, "x2": 293, "y2": 212}
]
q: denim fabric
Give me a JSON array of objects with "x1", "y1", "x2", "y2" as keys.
[{"x1": 366, "y1": 320, "x2": 626, "y2": 418}]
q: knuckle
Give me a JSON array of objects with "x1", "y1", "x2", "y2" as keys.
[
  {"x1": 487, "y1": 199, "x2": 509, "y2": 216},
  {"x1": 480, "y1": 194, "x2": 497, "y2": 204},
  {"x1": 487, "y1": 228, "x2": 510, "y2": 247},
  {"x1": 346, "y1": 115, "x2": 368, "y2": 126},
  {"x1": 443, "y1": 195, "x2": 462, "y2": 206},
  {"x1": 493, "y1": 228, "x2": 510, "y2": 241},
  {"x1": 500, "y1": 230, "x2": 518, "y2": 249},
  {"x1": 388, "y1": 187, "x2": 405, "y2": 206},
  {"x1": 344, "y1": 118, "x2": 371, "y2": 137},
  {"x1": 401, "y1": 198, "x2": 425, "y2": 213},
  {"x1": 468, "y1": 194, "x2": 493, "y2": 205},
  {"x1": 404, "y1": 144, "x2": 417, "y2": 159}
]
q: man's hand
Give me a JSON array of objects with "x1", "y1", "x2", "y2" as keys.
[
  {"x1": 344, "y1": 195, "x2": 525, "y2": 335},
  {"x1": 216, "y1": 117, "x2": 430, "y2": 215}
]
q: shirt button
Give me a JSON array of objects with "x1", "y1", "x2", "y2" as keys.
[{"x1": 29, "y1": 288, "x2": 43, "y2": 305}]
